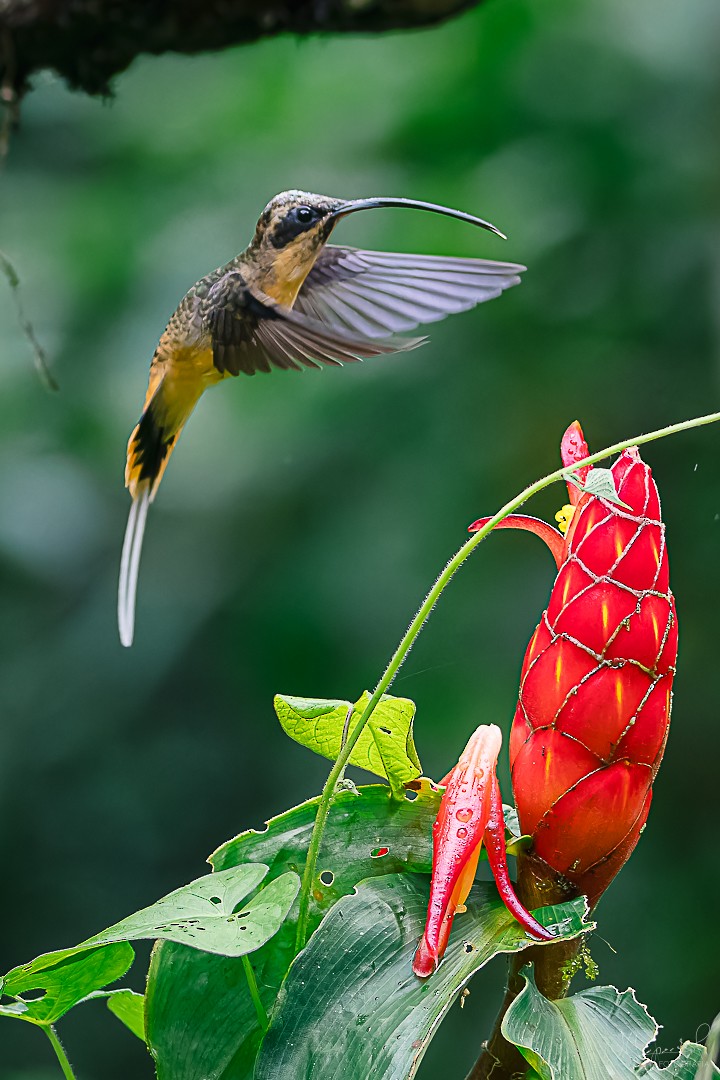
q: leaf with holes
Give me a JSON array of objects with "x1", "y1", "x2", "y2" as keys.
[
  {"x1": 503, "y1": 967, "x2": 712, "y2": 1079},
  {"x1": 147, "y1": 783, "x2": 440, "y2": 1080},
  {"x1": 274, "y1": 692, "x2": 421, "y2": 797},
  {"x1": 254, "y1": 876, "x2": 590, "y2": 1080},
  {"x1": 0, "y1": 943, "x2": 134, "y2": 1025},
  {"x1": 81, "y1": 864, "x2": 299, "y2": 957}
]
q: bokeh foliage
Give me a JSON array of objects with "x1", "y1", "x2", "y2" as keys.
[{"x1": 1, "y1": 0, "x2": 719, "y2": 1075}]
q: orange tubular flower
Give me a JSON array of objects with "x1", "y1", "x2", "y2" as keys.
[
  {"x1": 413, "y1": 724, "x2": 553, "y2": 979},
  {"x1": 470, "y1": 422, "x2": 677, "y2": 907}
]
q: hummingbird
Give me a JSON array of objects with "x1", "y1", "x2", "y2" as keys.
[{"x1": 119, "y1": 190, "x2": 525, "y2": 646}]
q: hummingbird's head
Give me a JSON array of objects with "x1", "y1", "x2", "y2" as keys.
[
  {"x1": 248, "y1": 191, "x2": 348, "y2": 305},
  {"x1": 250, "y1": 189, "x2": 507, "y2": 306},
  {"x1": 253, "y1": 191, "x2": 345, "y2": 255},
  {"x1": 254, "y1": 190, "x2": 507, "y2": 254}
]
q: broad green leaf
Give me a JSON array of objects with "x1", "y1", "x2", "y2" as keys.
[
  {"x1": 210, "y1": 781, "x2": 439, "y2": 925},
  {"x1": 0, "y1": 943, "x2": 134, "y2": 1025},
  {"x1": 147, "y1": 783, "x2": 440, "y2": 1080},
  {"x1": 82, "y1": 864, "x2": 298, "y2": 957},
  {"x1": 642, "y1": 1046, "x2": 716, "y2": 1080},
  {"x1": 274, "y1": 691, "x2": 421, "y2": 797},
  {"x1": 254, "y1": 875, "x2": 590, "y2": 1080},
  {"x1": 503, "y1": 967, "x2": 711, "y2": 1080},
  {"x1": 147, "y1": 942, "x2": 267, "y2": 1080},
  {"x1": 106, "y1": 989, "x2": 146, "y2": 1041}
]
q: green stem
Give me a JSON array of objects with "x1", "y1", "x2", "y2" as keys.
[
  {"x1": 242, "y1": 954, "x2": 269, "y2": 1033},
  {"x1": 293, "y1": 409, "x2": 720, "y2": 952},
  {"x1": 44, "y1": 1025, "x2": 77, "y2": 1080}
]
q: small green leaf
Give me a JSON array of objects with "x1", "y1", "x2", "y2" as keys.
[
  {"x1": 566, "y1": 468, "x2": 631, "y2": 509},
  {"x1": 274, "y1": 691, "x2": 421, "y2": 797},
  {"x1": 503, "y1": 967, "x2": 710, "y2": 1080},
  {"x1": 0, "y1": 943, "x2": 134, "y2": 1025},
  {"x1": 106, "y1": 989, "x2": 146, "y2": 1041},
  {"x1": 503, "y1": 804, "x2": 520, "y2": 838},
  {"x1": 79, "y1": 988, "x2": 147, "y2": 1040},
  {"x1": 147, "y1": 783, "x2": 440, "y2": 1080},
  {"x1": 82, "y1": 864, "x2": 299, "y2": 958},
  {"x1": 505, "y1": 834, "x2": 533, "y2": 857},
  {"x1": 254, "y1": 876, "x2": 590, "y2": 1080}
]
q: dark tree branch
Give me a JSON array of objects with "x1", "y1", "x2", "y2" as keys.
[{"x1": 0, "y1": 0, "x2": 484, "y2": 98}]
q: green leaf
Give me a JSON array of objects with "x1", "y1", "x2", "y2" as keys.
[
  {"x1": 210, "y1": 781, "x2": 439, "y2": 925},
  {"x1": 106, "y1": 990, "x2": 146, "y2": 1041},
  {"x1": 566, "y1": 468, "x2": 631, "y2": 509},
  {"x1": 503, "y1": 804, "x2": 521, "y2": 838},
  {"x1": 78, "y1": 988, "x2": 147, "y2": 1040},
  {"x1": 254, "y1": 875, "x2": 590, "y2": 1080},
  {"x1": 696, "y1": 1013, "x2": 720, "y2": 1080},
  {"x1": 82, "y1": 864, "x2": 299, "y2": 958},
  {"x1": 274, "y1": 691, "x2": 421, "y2": 797},
  {"x1": 503, "y1": 967, "x2": 711, "y2": 1080},
  {"x1": 147, "y1": 783, "x2": 440, "y2": 1080},
  {"x1": 0, "y1": 943, "x2": 134, "y2": 1025},
  {"x1": 0, "y1": 866, "x2": 294, "y2": 1039},
  {"x1": 505, "y1": 834, "x2": 533, "y2": 857}
]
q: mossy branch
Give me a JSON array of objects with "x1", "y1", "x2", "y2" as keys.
[{"x1": 1, "y1": 0, "x2": 484, "y2": 98}]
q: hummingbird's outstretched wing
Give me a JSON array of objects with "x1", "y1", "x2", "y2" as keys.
[
  {"x1": 294, "y1": 247, "x2": 524, "y2": 338},
  {"x1": 203, "y1": 271, "x2": 424, "y2": 377}
]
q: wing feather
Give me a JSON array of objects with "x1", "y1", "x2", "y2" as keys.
[
  {"x1": 202, "y1": 269, "x2": 424, "y2": 376},
  {"x1": 295, "y1": 246, "x2": 524, "y2": 339}
]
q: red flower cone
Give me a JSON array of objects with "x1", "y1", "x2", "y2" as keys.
[{"x1": 471, "y1": 422, "x2": 677, "y2": 908}]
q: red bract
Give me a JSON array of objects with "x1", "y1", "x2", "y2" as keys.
[
  {"x1": 471, "y1": 422, "x2": 677, "y2": 906},
  {"x1": 413, "y1": 725, "x2": 553, "y2": 979}
]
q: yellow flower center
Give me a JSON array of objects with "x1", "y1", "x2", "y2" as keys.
[{"x1": 555, "y1": 504, "x2": 575, "y2": 534}]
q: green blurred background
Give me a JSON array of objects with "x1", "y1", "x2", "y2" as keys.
[{"x1": 1, "y1": 0, "x2": 719, "y2": 1074}]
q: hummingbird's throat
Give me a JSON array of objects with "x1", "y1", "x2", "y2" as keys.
[{"x1": 260, "y1": 233, "x2": 325, "y2": 308}]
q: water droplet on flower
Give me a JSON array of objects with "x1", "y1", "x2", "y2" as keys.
[
  {"x1": 456, "y1": 827, "x2": 468, "y2": 838},
  {"x1": 455, "y1": 808, "x2": 473, "y2": 822}
]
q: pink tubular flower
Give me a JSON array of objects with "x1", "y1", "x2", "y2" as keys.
[
  {"x1": 470, "y1": 422, "x2": 677, "y2": 907},
  {"x1": 413, "y1": 724, "x2": 553, "y2": 979}
]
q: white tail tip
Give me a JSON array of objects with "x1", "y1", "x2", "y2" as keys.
[{"x1": 118, "y1": 488, "x2": 150, "y2": 648}]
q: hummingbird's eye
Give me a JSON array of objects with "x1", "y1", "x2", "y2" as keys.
[{"x1": 272, "y1": 204, "x2": 320, "y2": 247}]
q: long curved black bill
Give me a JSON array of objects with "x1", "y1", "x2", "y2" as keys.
[{"x1": 329, "y1": 197, "x2": 506, "y2": 239}]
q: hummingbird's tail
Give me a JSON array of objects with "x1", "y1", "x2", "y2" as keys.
[
  {"x1": 118, "y1": 484, "x2": 150, "y2": 648},
  {"x1": 119, "y1": 375, "x2": 202, "y2": 647}
]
